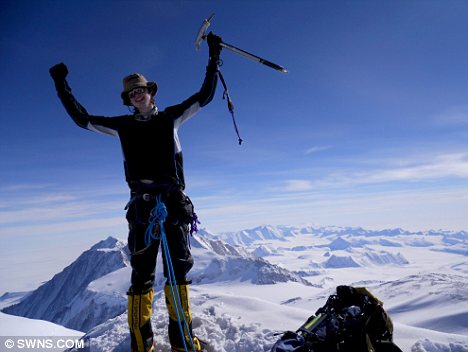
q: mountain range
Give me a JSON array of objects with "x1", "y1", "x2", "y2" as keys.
[{"x1": 1, "y1": 224, "x2": 467, "y2": 352}]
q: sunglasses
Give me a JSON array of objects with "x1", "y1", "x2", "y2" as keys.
[{"x1": 128, "y1": 87, "x2": 148, "y2": 99}]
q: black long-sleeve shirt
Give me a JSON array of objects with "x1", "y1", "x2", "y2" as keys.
[{"x1": 53, "y1": 62, "x2": 218, "y2": 190}]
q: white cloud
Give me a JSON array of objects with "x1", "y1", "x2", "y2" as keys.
[
  {"x1": 0, "y1": 216, "x2": 127, "y2": 239},
  {"x1": 354, "y1": 152, "x2": 468, "y2": 184},
  {"x1": 195, "y1": 185, "x2": 468, "y2": 233},
  {"x1": 305, "y1": 145, "x2": 331, "y2": 155},
  {"x1": 282, "y1": 179, "x2": 314, "y2": 192},
  {"x1": 433, "y1": 105, "x2": 468, "y2": 126},
  {"x1": 0, "y1": 183, "x2": 53, "y2": 192},
  {"x1": 279, "y1": 152, "x2": 468, "y2": 191},
  {"x1": 2, "y1": 148, "x2": 468, "y2": 241},
  {"x1": 195, "y1": 151, "x2": 468, "y2": 232},
  {"x1": 0, "y1": 183, "x2": 128, "y2": 235}
]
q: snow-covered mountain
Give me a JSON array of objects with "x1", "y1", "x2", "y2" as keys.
[
  {"x1": 204, "y1": 225, "x2": 295, "y2": 246},
  {"x1": 212, "y1": 224, "x2": 468, "y2": 249},
  {"x1": 1, "y1": 224, "x2": 467, "y2": 352},
  {"x1": 2, "y1": 231, "x2": 311, "y2": 333},
  {"x1": 195, "y1": 256, "x2": 312, "y2": 286},
  {"x1": 3, "y1": 237, "x2": 130, "y2": 331},
  {"x1": 322, "y1": 254, "x2": 361, "y2": 268}
]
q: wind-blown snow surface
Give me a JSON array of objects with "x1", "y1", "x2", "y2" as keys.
[{"x1": 1, "y1": 225, "x2": 467, "y2": 352}]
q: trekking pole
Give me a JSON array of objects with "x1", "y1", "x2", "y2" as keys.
[{"x1": 195, "y1": 14, "x2": 288, "y2": 73}]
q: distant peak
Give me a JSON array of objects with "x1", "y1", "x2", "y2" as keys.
[{"x1": 90, "y1": 236, "x2": 122, "y2": 251}]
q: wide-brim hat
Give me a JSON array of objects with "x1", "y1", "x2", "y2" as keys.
[{"x1": 121, "y1": 73, "x2": 158, "y2": 106}]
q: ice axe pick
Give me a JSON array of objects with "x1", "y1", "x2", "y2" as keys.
[{"x1": 195, "y1": 14, "x2": 288, "y2": 73}]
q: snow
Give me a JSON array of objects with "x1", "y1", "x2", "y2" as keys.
[
  {"x1": 2, "y1": 236, "x2": 129, "y2": 331},
  {"x1": 1, "y1": 225, "x2": 467, "y2": 352},
  {"x1": 0, "y1": 311, "x2": 83, "y2": 336}
]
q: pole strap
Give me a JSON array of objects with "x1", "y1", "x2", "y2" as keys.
[{"x1": 217, "y1": 69, "x2": 243, "y2": 145}]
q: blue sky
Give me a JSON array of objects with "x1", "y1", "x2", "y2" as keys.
[{"x1": 1, "y1": 0, "x2": 468, "y2": 291}]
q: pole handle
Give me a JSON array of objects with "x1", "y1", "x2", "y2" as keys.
[{"x1": 220, "y1": 41, "x2": 288, "y2": 73}]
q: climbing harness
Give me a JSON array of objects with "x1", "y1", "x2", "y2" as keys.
[{"x1": 145, "y1": 195, "x2": 197, "y2": 352}]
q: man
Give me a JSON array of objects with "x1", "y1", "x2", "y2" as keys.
[{"x1": 50, "y1": 33, "x2": 222, "y2": 352}]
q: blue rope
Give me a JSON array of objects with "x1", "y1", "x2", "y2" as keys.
[
  {"x1": 161, "y1": 233, "x2": 197, "y2": 352},
  {"x1": 144, "y1": 195, "x2": 167, "y2": 248},
  {"x1": 145, "y1": 195, "x2": 196, "y2": 352}
]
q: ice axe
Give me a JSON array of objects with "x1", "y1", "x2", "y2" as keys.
[{"x1": 195, "y1": 14, "x2": 288, "y2": 73}]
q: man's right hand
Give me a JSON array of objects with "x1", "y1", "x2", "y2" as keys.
[
  {"x1": 207, "y1": 32, "x2": 222, "y2": 61},
  {"x1": 49, "y1": 62, "x2": 68, "y2": 81}
]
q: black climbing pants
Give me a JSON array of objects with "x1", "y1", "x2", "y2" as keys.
[
  {"x1": 125, "y1": 188, "x2": 194, "y2": 291},
  {"x1": 125, "y1": 187, "x2": 196, "y2": 351}
]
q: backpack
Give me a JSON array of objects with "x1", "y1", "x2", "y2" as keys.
[{"x1": 271, "y1": 285, "x2": 403, "y2": 352}]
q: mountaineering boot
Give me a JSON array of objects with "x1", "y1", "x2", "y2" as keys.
[
  {"x1": 165, "y1": 283, "x2": 204, "y2": 351},
  {"x1": 170, "y1": 336, "x2": 206, "y2": 352},
  {"x1": 128, "y1": 287, "x2": 155, "y2": 352}
]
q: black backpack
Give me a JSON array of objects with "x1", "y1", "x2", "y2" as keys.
[{"x1": 271, "y1": 286, "x2": 403, "y2": 352}]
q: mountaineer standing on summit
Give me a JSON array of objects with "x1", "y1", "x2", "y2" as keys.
[{"x1": 49, "y1": 32, "x2": 222, "y2": 352}]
